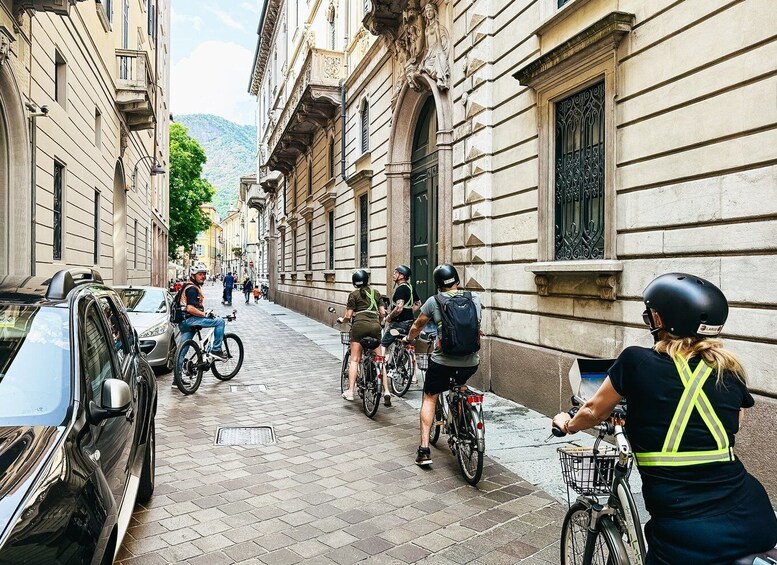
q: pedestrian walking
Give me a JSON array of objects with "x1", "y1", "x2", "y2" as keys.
[
  {"x1": 223, "y1": 272, "x2": 234, "y2": 305},
  {"x1": 243, "y1": 278, "x2": 253, "y2": 304},
  {"x1": 252, "y1": 285, "x2": 260, "y2": 303}
]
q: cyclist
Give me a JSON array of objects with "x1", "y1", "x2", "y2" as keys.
[
  {"x1": 552, "y1": 273, "x2": 777, "y2": 564},
  {"x1": 403, "y1": 264, "x2": 481, "y2": 466},
  {"x1": 380, "y1": 264, "x2": 416, "y2": 406},
  {"x1": 176, "y1": 267, "x2": 228, "y2": 380},
  {"x1": 337, "y1": 269, "x2": 386, "y2": 401}
]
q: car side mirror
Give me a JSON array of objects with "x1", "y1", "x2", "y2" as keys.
[{"x1": 88, "y1": 379, "x2": 132, "y2": 424}]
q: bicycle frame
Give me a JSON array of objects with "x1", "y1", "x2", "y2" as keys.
[{"x1": 440, "y1": 386, "x2": 485, "y2": 454}]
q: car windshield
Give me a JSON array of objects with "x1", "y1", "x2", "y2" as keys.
[
  {"x1": 117, "y1": 288, "x2": 167, "y2": 314},
  {"x1": 0, "y1": 305, "x2": 71, "y2": 426}
]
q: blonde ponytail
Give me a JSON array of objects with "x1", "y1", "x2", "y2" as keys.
[{"x1": 654, "y1": 334, "x2": 747, "y2": 386}]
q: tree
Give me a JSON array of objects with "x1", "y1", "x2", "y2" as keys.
[{"x1": 168, "y1": 123, "x2": 216, "y2": 259}]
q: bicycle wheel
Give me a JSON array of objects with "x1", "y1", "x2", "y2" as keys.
[
  {"x1": 175, "y1": 339, "x2": 203, "y2": 395},
  {"x1": 456, "y1": 404, "x2": 484, "y2": 486},
  {"x1": 561, "y1": 502, "x2": 629, "y2": 565},
  {"x1": 212, "y1": 333, "x2": 244, "y2": 380},
  {"x1": 429, "y1": 396, "x2": 442, "y2": 446},
  {"x1": 615, "y1": 481, "x2": 647, "y2": 564},
  {"x1": 340, "y1": 350, "x2": 351, "y2": 393},
  {"x1": 362, "y1": 361, "x2": 380, "y2": 418},
  {"x1": 389, "y1": 348, "x2": 414, "y2": 397}
]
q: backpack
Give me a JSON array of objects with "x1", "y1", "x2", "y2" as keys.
[
  {"x1": 434, "y1": 291, "x2": 480, "y2": 356},
  {"x1": 170, "y1": 283, "x2": 193, "y2": 324}
]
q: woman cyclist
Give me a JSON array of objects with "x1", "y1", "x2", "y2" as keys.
[
  {"x1": 553, "y1": 273, "x2": 777, "y2": 564},
  {"x1": 337, "y1": 269, "x2": 387, "y2": 401}
]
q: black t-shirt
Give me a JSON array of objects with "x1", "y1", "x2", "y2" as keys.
[
  {"x1": 183, "y1": 284, "x2": 204, "y2": 314},
  {"x1": 608, "y1": 346, "x2": 754, "y2": 519},
  {"x1": 392, "y1": 284, "x2": 414, "y2": 323}
]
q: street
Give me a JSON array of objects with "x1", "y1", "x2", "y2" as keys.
[{"x1": 116, "y1": 286, "x2": 565, "y2": 564}]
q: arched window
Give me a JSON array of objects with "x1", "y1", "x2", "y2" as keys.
[{"x1": 360, "y1": 99, "x2": 370, "y2": 154}]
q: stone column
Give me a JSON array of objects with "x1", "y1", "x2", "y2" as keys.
[
  {"x1": 436, "y1": 128, "x2": 453, "y2": 265},
  {"x1": 385, "y1": 161, "x2": 411, "y2": 278}
]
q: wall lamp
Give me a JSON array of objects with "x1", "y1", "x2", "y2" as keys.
[{"x1": 130, "y1": 155, "x2": 166, "y2": 192}]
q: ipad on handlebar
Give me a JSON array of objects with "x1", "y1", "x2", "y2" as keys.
[{"x1": 568, "y1": 358, "x2": 619, "y2": 403}]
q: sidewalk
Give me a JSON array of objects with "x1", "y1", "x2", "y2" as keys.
[{"x1": 116, "y1": 287, "x2": 640, "y2": 564}]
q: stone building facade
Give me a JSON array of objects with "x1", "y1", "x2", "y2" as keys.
[
  {"x1": 250, "y1": 0, "x2": 777, "y2": 494},
  {"x1": 0, "y1": 0, "x2": 170, "y2": 286}
]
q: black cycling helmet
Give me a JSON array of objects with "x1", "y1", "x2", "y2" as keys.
[
  {"x1": 394, "y1": 264, "x2": 412, "y2": 280},
  {"x1": 352, "y1": 269, "x2": 369, "y2": 288},
  {"x1": 643, "y1": 273, "x2": 728, "y2": 338},
  {"x1": 433, "y1": 264, "x2": 460, "y2": 290}
]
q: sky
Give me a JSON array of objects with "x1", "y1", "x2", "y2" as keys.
[{"x1": 171, "y1": 1, "x2": 261, "y2": 125}]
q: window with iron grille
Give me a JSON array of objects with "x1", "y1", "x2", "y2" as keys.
[
  {"x1": 328, "y1": 210, "x2": 334, "y2": 270},
  {"x1": 104, "y1": 0, "x2": 113, "y2": 23},
  {"x1": 291, "y1": 229, "x2": 297, "y2": 271},
  {"x1": 280, "y1": 233, "x2": 285, "y2": 271},
  {"x1": 307, "y1": 222, "x2": 312, "y2": 270},
  {"x1": 53, "y1": 162, "x2": 64, "y2": 260},
  {"x1": 307, "y1": 158, "x2": 313, "y2": 196},
  {"x1": 558, "y1": 0, "x2": 573, "y2": 7},
  {"x1": 133, "y1": 219, "x2": 138, "y2": 268},
  {"x1": 554, "y1": 81, "x2": 605, "y2": 260},
  {"x1": 358, "y1": 194, "x2": 368, "y2": 268},
  {"x1": 93, "y1": 189, "x2": 100, "y2": 265},
  {"x1": 360, "y1": 101, "x2": 370, "y2": 154},
  {"x1": 328, "y1": 138, "x2": 335, "y2": 179}
]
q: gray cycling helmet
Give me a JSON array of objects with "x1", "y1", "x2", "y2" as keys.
[
  {"x1": 394, "y1": 264, "x2": 412, "y2": 280},
  {"x1": 352, "y1": 269, "x2": 369, "y2": 288},
  {"x1": 191, "y1": 266, "x2": 208, "y2": 276},
  {"x1": 643, "y1": 273, "x2": 728, "y2": 338},
  {"x1": 433, "y1": 264, "x2": 460, "y2": 290}
]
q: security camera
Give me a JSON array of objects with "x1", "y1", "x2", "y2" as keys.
[{"x1": 40, "y1": 105, "x2": 49, "y2": 115}]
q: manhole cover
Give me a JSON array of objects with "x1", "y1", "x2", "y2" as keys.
[
  {"x1": 229, "y1": 384, "x2": 268, "y2": 392},
  {"x1": 215, "y1": 426, "x2": 276, "y2": 446}
]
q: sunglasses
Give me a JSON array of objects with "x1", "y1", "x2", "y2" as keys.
[{"x1": 642, "y1": 309, "x2": 653, "y2": 326}]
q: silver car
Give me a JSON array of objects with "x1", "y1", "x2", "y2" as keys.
[{"x1": 115, "y1": 286, "x2": 179, "y2": 371}]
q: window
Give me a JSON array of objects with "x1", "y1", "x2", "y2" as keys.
[
  {"x1": 328, "y1": 10, "x2": 336, "y2": 49},
  {"x1": 97, "y1": 296, "x2": 128, "y2": 368},
  {"x1": 122, "y1": 0, "x2": 129, "y2": 49},
  {"x1": 82, "y1": 304, "x2": 118, "y2": 404},
  {"x1": 94, "y1": 108, "x2": 102, "y2": 147},
  {"x1": 93, "y1": 189, "x2": 100, "y2": 265},
  {"x1": 307, "y1": 222, "x2": 313, "y2": 270},
  {"x1": 54, "y1": 49, "x2": 67, "y2": 107},
  {"x1": 307, "y1": 157, "x2": 313, "y2": 196},
  {"x1": 554, "y1": 81, "x2": 605, "y2": 260},
  {"x1": 327, "y1": 210, "x2": 335, "y2": 270},
  {"x1": 145, "y1": 227, "x2": 149, "y2": 269},
  {"x1": 147, "y1": 0, "x2": 156, "y2": 40},
  {"x1": 358, "y1": 193, "x2": 368, "y2": 268},
  {"x1": 328, "y1": 137, "x2": 336, "y2": 180},
  {"x1": 280, "y1": 233, "x2": 286, "y2": 271},
  {"x1": 105, "y1": 0, "x2": 114, "y2": 24},
  {"x1": 291, "y1": 229, "x2": 297, "y2": 271},
  {"x1": 558, "y1": 0, "x2": 573, "y2": 6},
  {"x1": 360, "y1": 100, "x2": 370, "y2": 154},
  {"x1": 133, "y1": 219, "x2": 139, "y2": 268},
  {"x1": 53, "y1": 161, "x2": 64, "y2": 260}
]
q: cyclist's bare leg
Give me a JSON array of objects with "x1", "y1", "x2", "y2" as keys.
[
  {"x1": 380, "y1": 344, "x2": 392, "y2": 396},
  {"x1": 420, "y1": 392, "x2": 438, "y2": 448},
  {"x1": 348, "y1": 341, "x2": 362, "y2": 393}
]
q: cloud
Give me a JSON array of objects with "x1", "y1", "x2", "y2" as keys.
[
  {"x1": 205, "y1": 6, "x2": 246, "y2": 31},
  {"x1": 171, "y1": 7, "x2": 203, "y2": 32},
  {"x1": 171, "y1": 41, "x2": 256, "y2": 125}
]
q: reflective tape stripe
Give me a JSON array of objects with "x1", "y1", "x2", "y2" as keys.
[
  {"x1": 354, "y1": 289, "x2": 378, "y2": 316},
  {"x1": 635, "y1": 448, "x2": 734, "y2": 466},
  {"x1": 673, "y1": 357, "x2": 729, "y2": 451},
  {"x1": 662, "y1": 360, "x2": 712, "y2": 452},
  {"x1": 399, "y1": 282, "x2": 414, "y2": 309}
]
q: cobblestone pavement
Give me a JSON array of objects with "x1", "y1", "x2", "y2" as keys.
[{"x1": 116, "y1": 287, "x2": 564, "y2": 564}]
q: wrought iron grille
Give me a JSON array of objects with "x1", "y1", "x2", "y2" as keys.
[
  {"x1": 53, "y1": 162, "x2": 63, "y2": 260},
  {"x1": 359, "y1": 194, "x2": 368, "y2": 268},
  {"x1": 554, "y1": 81, "x2": 605, "y2": 261},
  {"x1": 307, "y1": 222, "x2": 313, "y2": 270},
  {"x1": 328, "y1": 210, "x2": 335, "y2": 270}
]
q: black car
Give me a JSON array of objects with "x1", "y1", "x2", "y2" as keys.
[{"x1": 0, "y1": 268, "x2": 157, "y2": 564}]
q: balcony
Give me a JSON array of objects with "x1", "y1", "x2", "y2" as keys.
[
  {"x1": 115, "y1": 49, "x2": 155, "y2": 131},
  {"x1": 266, "y1": 48, "x2": 344, "y2": 175}
]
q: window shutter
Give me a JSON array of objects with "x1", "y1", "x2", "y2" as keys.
[{"x1": 361, "y1": 102, "x2": 370, "y2": 153}]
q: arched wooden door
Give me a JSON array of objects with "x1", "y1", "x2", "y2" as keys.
[
  {"x1": 113, "y1": 160, "x2": 127, "y2": 284},
  {"x1": 410, "y1": 97, "x2": 438, "y2": 302}
]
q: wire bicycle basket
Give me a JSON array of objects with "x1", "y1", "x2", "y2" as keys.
[
  {"x1": 340, "y1": 331, "x2": 351, "y2": 345},
  {"x1": 558, "y1": 445, "x2": 618, "y2": 496},
  {"x1": 416, "y1": 353, "x2": 430, "y2": 371}
]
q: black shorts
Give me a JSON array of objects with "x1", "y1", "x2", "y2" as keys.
[{"x1": 423, "y1": 360, "x2": 478, "y2": 396}]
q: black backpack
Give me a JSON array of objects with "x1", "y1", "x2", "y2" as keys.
[
  {"x1": 169, "y1": 283, "x2": 192, "y2": 324},
  {"x1": 434, "y1": 291, "x2": 480, "y2": 356}
]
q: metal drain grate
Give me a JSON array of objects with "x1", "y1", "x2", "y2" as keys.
[
  {"x1": 215, "y1": 426, "x2": 276, "y2": 446},
  {"x1": 229, "y1": 384, "x2": 268, "y2": 393}
]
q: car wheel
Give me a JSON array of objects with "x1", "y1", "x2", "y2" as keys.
[{"x1": 137, "y1": 419, "x2": 155, "y2": 503}]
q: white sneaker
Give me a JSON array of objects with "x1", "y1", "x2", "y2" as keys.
[{"x1": 342, "y1": 390, "x2": 354, "y2": 401}]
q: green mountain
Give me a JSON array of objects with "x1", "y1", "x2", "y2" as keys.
[{"x1": 175, "y1": 114, "x2": 256, "y2": 218}]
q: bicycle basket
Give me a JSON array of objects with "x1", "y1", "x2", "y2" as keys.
[
  {"x1": 416, "y1": 353, "x2": 429, "y2": 371},
  {"x1": 558, "y1": 445, "x2": 618, "y2": 495},
  {"x1": 340, "y1": 331, "x2": 351, "y2": 345}
]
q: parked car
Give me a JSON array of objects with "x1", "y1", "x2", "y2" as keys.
[
  {"x1": 115, "y1": 286, "x2": 178, "y2": 372},
  {"x1": 0, "y1": 268, "x2": 157, "y2": 564}
]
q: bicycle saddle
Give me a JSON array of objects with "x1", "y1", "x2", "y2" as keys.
[
  {"x1": 732, "y1": 548, "x2": 777, "y2": 565},
  {"x1": 360, "y1": 337, "x2": 381, "y2": 351}
]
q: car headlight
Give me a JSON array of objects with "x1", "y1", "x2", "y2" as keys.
[{"x1": 140, "y1": 321, "x2": 168, "y2": 338}]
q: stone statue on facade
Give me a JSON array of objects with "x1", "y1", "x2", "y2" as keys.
[{"x1": 420, "y1": 2, "x2": 449, "y2": 90}]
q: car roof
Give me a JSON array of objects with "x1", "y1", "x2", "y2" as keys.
[
  {"x1": 0, "y1": 276, "x2": 58, "y2": 305},
  {"x1": 0, "y1": 269, "x2": 108, "y2": 306}
]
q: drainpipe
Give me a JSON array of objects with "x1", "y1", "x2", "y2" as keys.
[
  {"x1": 27, "y1": 103, "x2": 49, "y2": 276},
  {"x1": 340, "y1": 80, "x2": 347, "y2": 182}
]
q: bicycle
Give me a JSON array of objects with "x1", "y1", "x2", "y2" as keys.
[
  {"x1": 385, "y1": 327, "x2": 416, "y2": 397},
  {"x1": 328, "y1": 307, "x2": 385, "y2": 419},
  {"x1": 552, "y1": 398, "x2": 645, "y2": 565},
  {"x1": 428, "y1": 375, "x2": 486, "y2": 486},
  {"x1": 174, "y1": 310, "x2": 244, "y2": 395}
]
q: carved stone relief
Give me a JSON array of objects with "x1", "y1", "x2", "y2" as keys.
[{"x1": 0, "y1": 28, "x2": 13, "y2": 68}]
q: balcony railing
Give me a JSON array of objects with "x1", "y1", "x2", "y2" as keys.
[{"x1": 115, "y1": 49, "x2": 155, "y2": 131}]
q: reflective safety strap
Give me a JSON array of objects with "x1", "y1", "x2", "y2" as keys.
[
  {"x1": 636, "y1": 356, "x2": 733, "y2": 467},
  {"x1": 354, "y1": 289, "x2": 378, "y2": 316},
  {"x1": 399, "y1": 282, "x2": 414, "y2": 309}
]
